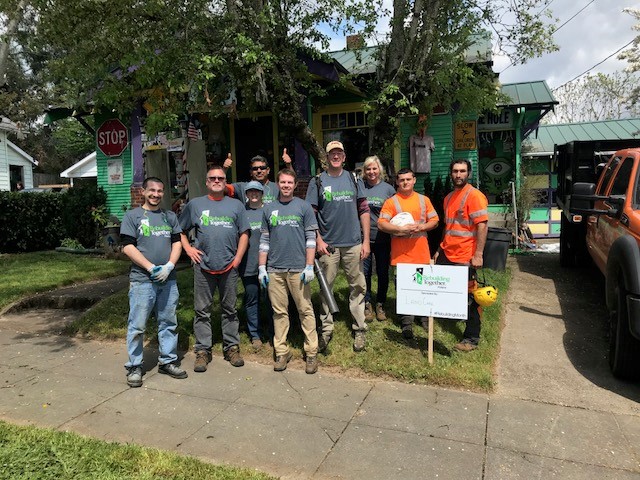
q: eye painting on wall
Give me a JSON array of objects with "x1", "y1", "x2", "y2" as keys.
[{"x1": 478, "y1": 131, "x2": 515, "y2": 204}]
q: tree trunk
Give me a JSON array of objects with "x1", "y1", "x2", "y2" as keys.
[{"x1": 0, "y1": 0, "x2": 28, "y2": 89}]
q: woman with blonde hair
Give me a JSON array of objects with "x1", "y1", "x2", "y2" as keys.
[{"x1": 361, "y1": 155, "x2": 396, "y2": 321}]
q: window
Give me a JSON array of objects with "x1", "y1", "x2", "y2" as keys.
[
  {"x1": 320, "y1": 110, "x2": 370, "y2": 171},
  {"x1": 610, "y1": 157, "x2": 632, "y2": 196}
]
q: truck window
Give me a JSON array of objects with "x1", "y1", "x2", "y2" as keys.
[
  {"x1": 597, "y1": 156, "x2": 621, "y2": 194},
  {"x1": 610, "y1": 157, "x2": 633, "y2": 196}
]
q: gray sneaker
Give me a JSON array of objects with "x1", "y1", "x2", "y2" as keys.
[
  {"x1": 126, "y1": 366, "x2": 143, "y2": 388},
  {"x1": 274, "y1": 352, "x2": 293, "y2": 371},
  {"x1": 353, "y1": 331, "x2": 366, "y2": 352},
  {"x1": 158, "y1": 363, "x2": 188, "y2": 379}
]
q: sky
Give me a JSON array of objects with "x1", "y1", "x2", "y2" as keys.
[{"x1": 327, "y1": 0, "x2": 638, "y2": 91}]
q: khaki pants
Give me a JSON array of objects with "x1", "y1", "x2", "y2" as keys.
[
  {"x1": 318, "y1": 244, "x2": 367, "y2": 337},
  {"x1": 268, "y1": 272, "x2": 318, "y2": 356}
]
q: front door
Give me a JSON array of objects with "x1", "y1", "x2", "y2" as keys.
[{"x1": 234, "y1": 117, "x2": 274, "y2": 182}]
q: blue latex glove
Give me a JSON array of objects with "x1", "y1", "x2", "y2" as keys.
[
  {"x1": 151, "y1": 261, "x2": 175, "y2": 282},
  {"x1": 147, "y1": 264, "x2": 162, "y2": 279},
  {"x1": 258, "y1": 265, "x2": 269, "y2": 288},
  {"x1": 300, "y1": 265, "x2": 315, "y2": 285}
]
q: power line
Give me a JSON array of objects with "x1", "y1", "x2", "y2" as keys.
[
  {"x1": 500, "y1": 0, "x2": 596, "y2": 74},
  {"x1": 551, "y1": 38, "x2": 635, "y2": 91}
]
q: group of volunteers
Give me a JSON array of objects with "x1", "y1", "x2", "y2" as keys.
[{"x1": 120, "y1": 140, "x2": 488, "y2": 388}]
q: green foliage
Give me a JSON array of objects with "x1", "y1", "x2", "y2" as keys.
[
  {"x1": 59, "y1": 237, "x2": 84, "y2": 249},
  {"x1": 424, "y1": 174, "x2": 452, "y2": 254},
  {"x1": 0, "y1": 420, "x2": 275, "y2": 479},
  {"x1": 0, "y1": 192, "x2": 65, "y2": 252},
  {"x1": 60, "y1": 184, "x2": 109, "y2": 248}
]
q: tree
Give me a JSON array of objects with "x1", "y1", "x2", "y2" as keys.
[
  {"x1": 28, "y1": 1, "x2": 557, "y2": 169},
  {"x1": 619, "y1": 8, "x2": 640, "y2": 107},
  {"x1": 544, "y1": 72, "x2": 640, "y2": 124}
]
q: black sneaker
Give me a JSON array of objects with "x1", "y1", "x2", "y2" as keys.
[
  {"x1": 402, "y1": 328, "x2": 414, "y2": 340},
  {"x1": 126, "y1": 366, "x2": 143, "y2": 388},
  {"x1": 159, "y1": 363, "x2": 188, "y2": 379}
]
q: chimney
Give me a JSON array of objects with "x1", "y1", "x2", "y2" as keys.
[{"x1": 346, "y1": 34, "x2": 364, "y2": 50}]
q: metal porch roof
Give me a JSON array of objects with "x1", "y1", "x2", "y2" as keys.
[{"x1": 499, "y1": 81, "x2": 558, "y2": 108}]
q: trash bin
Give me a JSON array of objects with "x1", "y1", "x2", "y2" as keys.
[{"x1": 483, "y1": 227, "x2": 511, "y2": 271}]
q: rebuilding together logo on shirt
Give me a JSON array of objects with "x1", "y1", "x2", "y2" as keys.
[
  {"x1": 269, "y1": 210, "x2": 302, "y2": 227},
  {"x1": 199, "y1": 210, "x2": 234, "y2": 228},
  {"x1": 138, "y1": 218, "x2": 172, "y2": 237},
  {"x1": 322, "y1": 186, "x2": 354, "y2": 202}
]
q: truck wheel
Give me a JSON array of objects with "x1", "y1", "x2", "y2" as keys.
[{"x1": 609, "y1": 281, "x2": 640, "y2": 380}]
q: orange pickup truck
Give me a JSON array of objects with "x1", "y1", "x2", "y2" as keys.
[{"x1": 568, "y1": 148, "x2": 640, "y2": 379}]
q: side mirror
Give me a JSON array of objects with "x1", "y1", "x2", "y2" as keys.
[
  {"x1": 605, "y1": 195, "x2": 625, "y2": 218},
  {"x1": 571, "y1": 182, "x2": 597, "y2": 211}
]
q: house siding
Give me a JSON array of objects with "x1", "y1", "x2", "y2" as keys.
[{"x1": 0, "y1": 133, "x2": 35, "y2": 190}]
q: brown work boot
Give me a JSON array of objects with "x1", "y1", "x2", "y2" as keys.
[
  {"x1": 251, "y1": 338, "x2": 263, "y2": 352},
  {"x1": 305, "y1": 356, "x2": 318, "y2": 374},
  {"x1": 375, "y1": 303, "x2": 387, "y2": 321},
  {"x1": 364, "y1": 302, "x2": 374, "y2": 322},
  {"x1": 454, "y1": 339, "x2": 478, "y2": 352},
  {"x1": 224, "y1": 345, "x2": 245, "y2": 367},
  {"x1": 318, "y1": 334, "x2": 332, "y2": 354},
  {"x1": 194, "y1": 350, "x2": 212, "y2": 372},
  {"x1": 273, "y1": 352, "x2": 293, "y2": 371}
]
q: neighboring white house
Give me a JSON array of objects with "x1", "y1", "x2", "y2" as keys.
[
  {"x1": 60, "y1": 151, "x2": 97, "y2": 186},
  {"x1": 0, "y1": 117, "x2": 37, "y2": 191}
]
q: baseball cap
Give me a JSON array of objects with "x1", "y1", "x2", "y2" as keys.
[
  {"x1": 325, "y1": 140, "x2": 344, "y2": 153},
  {"x1": 245, "y1": 181, "x2": 264, "y2": 192}
]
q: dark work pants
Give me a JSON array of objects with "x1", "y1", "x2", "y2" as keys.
[
  {"x1": 435, "y1": 252, "x2": 481, "y2": 344},
  {"x1": 363, "y1": 239, "x2": 391, "y2": 305}
]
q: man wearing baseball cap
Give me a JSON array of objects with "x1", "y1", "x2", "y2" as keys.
[{"x1": 305, "y1": 140, "x2": 371, "y2": 353}]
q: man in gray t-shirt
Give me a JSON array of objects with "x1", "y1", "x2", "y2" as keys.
[
  {"x1": 224, "y1": 153, "x2": 293, "y2": 205},
  {"x1": 120, "y1": 177, "x2": 187, "y2": 388},
  {"x1": 179, "y1": 165, "x2": 250, "y2": 372},
  {"x1": 259, "y1": 168, "x2": 319, "y2": 374},
  {"x1": 304, "y1": 140, "x2": 371, "y2": 353}
]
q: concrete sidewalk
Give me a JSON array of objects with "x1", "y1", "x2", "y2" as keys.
[{"x1": 1, "y1": 256, "x2": 639, "y2": 479}]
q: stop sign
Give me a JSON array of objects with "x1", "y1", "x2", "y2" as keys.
[{"x1": 97, "y1": 119, "x2": 129, "y2": 157}]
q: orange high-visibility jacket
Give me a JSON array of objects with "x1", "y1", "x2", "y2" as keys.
[{"x1": 440, "y1": 183, "x2": 488, "y2": 264}]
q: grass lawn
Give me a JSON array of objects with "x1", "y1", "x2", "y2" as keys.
[
  {"x1": 0, "y1": 251, "x2": 130, "y2": 312},
  {"x1": 0, "y1": 420, "x2": 274, "y2": 480},
  {"x1": 67, "y1": 264, "x2": 510, "y2": 391}
]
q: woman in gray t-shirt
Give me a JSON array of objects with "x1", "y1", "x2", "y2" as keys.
[{"x1": 361, "y1": 155, "x2": 396, "y2": 322}]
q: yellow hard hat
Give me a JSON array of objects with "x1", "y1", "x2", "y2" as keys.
[{"x1": 474, "y1": 285, "x2": 498, "y2": 307}]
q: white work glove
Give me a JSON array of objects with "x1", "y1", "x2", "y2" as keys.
[
  {"x1": 258, "y1": 265, "x2": 269, "y2": 288},
  {"x1": 147, "y1": 264, "x2": 161, "y2": 279},
  {"x1": 300, "y1": 265, "x2": 315, "y2": 285},
  {"x1": 151, "y1": 261, "x2": 175, "y2": 283}
]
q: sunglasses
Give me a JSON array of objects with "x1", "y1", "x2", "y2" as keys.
[
  {"x1": 207, "y1": 176, "x2": 226, "y2": 182},
  {"x1": 251, "y1": 165, "x2": 268, "y2": 171}
]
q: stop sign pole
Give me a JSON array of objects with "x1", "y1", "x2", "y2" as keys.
[{"x1": 97, "y1": 118, "x2": 129, "y2": 157}]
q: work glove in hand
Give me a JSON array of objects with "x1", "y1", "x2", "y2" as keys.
[
  {"x1": 258, "y1": 265, "x2": 269, "y2": 288},
  {"x1": 151, "y1": 262, "x2": 174, "y2": 282},
  {"x1": 147, "y1": 264, "x2": 162, "y2": 279},
  {"x1": 300, "y1": 265, "x2": 315, "y2": 285}
]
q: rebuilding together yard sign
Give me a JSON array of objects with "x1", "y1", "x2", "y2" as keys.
[{"x1": 396, "y1": 263, "x2": 469, "y2": 319}]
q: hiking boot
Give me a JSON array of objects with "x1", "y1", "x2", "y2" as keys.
[
  {"x1": 364, "y1": 302, "x2": 374, "y2": 322},
  {"x1": 273, "y1": 352, "x2": 293, "y2": 371},
  {"x1": 305, "y1": 356, "x2": 318, "y2": 374},
  {"x1": 454, "y1": 339, "x2": 478, "y2": 352},
  {"x1": 353, "y1": 331, "x2": 366, "y2": 352},
  {"x1": 402, "y1": 328, "x2": 414, "y2": 340},
  {"x1": 251, "y1": 338, "x2": 264, "y2": 352},
  {"x1": 318, "y1": 334, "x2": 332, "y2": 354},
  {"x1": 158, "y1": 363, "x2": 188, "y2": 379},
  {"x1": 224, "y1": 345, "x2": 245, "y2": 367},
  {"x1": 194, "y1": 350, "x2": 212, "y2": 372},
  {"x1": 126, "y1": 366, "x2": 143, "y2": 388},
  {"x1": 376, "y1": 303, "x2": 387, "y2": 321}
]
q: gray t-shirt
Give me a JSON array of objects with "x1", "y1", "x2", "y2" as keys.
[
  {"x1": 120, "y1": 207, "x2": 181, "y2": 283},
  {"x1": 179, "y1": 195, "x2": 250, "y2": 272},
  {"x1": 239, "y1": 206, "x2": 263, "y2": 277},
  {"x1": 364, "y1": 180, "x2": 396, "y2": 242},
  {"x1": 232, "y1": 180, "x2": 280, "y2": 206},
  {"x1": 305, "y1": 170, "x2": 365, "y2": 247},
  {"x1": 261, "y1": 197, "x2": 318, "y2": 272}
]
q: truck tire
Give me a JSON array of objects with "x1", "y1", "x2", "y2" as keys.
[{"x1": 609, "y1": 280, "x2": 640, "y2": 380}]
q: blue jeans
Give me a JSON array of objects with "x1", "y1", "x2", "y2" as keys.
[
  {"x1": 242, "y1": 275, "x2": 273, "y2": 341},
  {"x1": 363, "y1": 240, "x2": 391, "y2": 305},
  {"x1": 125, "y1": 280, "x2": 179, "y2": 369}
]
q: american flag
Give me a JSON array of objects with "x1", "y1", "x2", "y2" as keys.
[{"x1": 187, "y1": 121, "x2": 199, "y2": 140}]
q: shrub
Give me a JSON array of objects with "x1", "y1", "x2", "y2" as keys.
[{"x1": 60, "y1": 185, "x2": 108, "y2": 248}]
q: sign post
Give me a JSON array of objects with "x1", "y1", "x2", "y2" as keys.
[
  {"x1": 396, "y1": 262, "x2": 469, "y2": 364},
  {"x1": 97, "y1": 119, "x2": 129, "y2": 157}
]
